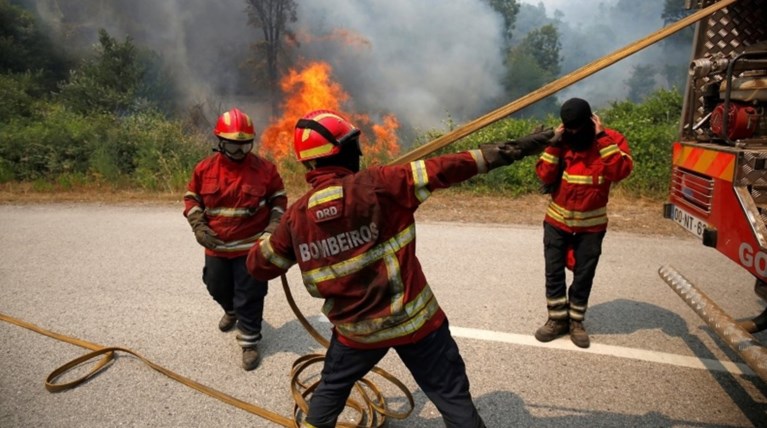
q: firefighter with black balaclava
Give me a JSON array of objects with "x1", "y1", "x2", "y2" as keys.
[
  {"x1": 183, "y1": 107, "x2": 287, "y2": 371},
  {"x1": 246, "y1": 109, "x2": 554, "y2": 428},
  {"x1": 533, "y1": 97, "x2": 633, "y2": 348}
]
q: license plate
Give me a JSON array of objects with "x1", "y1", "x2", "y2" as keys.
[{"x1": 670, "y1": 204, "x2": 707, "y2": 239}]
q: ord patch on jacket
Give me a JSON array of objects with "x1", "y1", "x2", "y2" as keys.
[
  {"x1": 308, "y1": 185, "x2": 344, "y2": 223},
  {"x1": 310, "y1": 201, "x2": 343, "y2": 223}
]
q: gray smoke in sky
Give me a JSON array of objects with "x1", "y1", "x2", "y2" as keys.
[{"x1": 25, "y1": 0, "x2": 686, "y2": 137}]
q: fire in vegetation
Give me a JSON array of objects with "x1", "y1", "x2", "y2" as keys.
[{"x1": 258, "y1": 61, "x2": 400, "y2": 164}]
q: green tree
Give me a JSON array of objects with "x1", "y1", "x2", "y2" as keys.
[
  {"x1": 659, "y1": 0, "x2": 694, "y2": 89},
  {"x1": 0, "y1": 0, "x2": 71, "y2": 89},
  {"x1": 245, "y1": 0, "x2": 298, "y2": 117},
  {"x1": 519, "y1": 24, "x2": 561, "y2": 75},
  {"x1": 504, "y1": 24, "x2": 561, "y2": 117},
  {"x1": 626, "y1": 65, "x2": 657, "y2": 103},
  {"x1": 484, "y1": 0, "x2": 520, "y2": 42},
  {"x1": 57, "y1": 29, "x2": 176, "y2": 115}
]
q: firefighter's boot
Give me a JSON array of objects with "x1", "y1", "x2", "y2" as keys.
[
  {"x1": 535, "y1": 296, "x2": 569, "y2": 342},
  {"x1": 568, "y1": 302, "x2": 590, "y2": 348},
  {"x1": 237, "y1": 330, "x2": 262, "y2": 371},
  {"x1": 535, "y1": 318, "x2": 570, "y2": 342},
  {"x1": 218, "y1": 310, "x2": 237, "y2": 332},
  {"x1": 242, "y1": 347, "x2": 260, "y2": 371},
  {"x1": 569, "y1": 320, "x2": 590, "y2": 348}
]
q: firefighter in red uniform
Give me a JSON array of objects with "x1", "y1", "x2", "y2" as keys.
[
  {"x1": 184, "y1": 107, "x2": 287, "y2": 370},
  {"x1": 534, "y1": 98, "x2": 633, "y2": 348},
  {"x1": 246, "y1": 109, "x2": 553, "y2": 428}
]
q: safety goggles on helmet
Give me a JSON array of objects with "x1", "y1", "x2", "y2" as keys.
[{"x1": 219, "y1": 139, "x2": 253, "y2": 158}]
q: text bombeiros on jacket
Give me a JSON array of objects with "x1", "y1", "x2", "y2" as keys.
[{"x1": 298, "y1": 222, "x2": 379, "y2": 262}]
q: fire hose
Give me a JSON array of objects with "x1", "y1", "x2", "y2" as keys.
[
  {"x1": 0, "y1": 273, "x2": 413, "y2": 427},
  {"x1": 0, "y1": 0, "x2": 738, "y2": 425}
]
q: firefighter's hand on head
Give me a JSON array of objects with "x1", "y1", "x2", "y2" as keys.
[
  {"x1": 479, "y1": 142, "x2": 523, "y2": 171},
  {"x1": 187, "y1": 210, "x2": 225, "y2": 249},
  {"x1": 550, "y1": 125, "x2": 565, "y2": 147}
]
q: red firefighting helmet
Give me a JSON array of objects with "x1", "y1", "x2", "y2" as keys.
[
  {"x1": 293, "y1": 110, "x2": 361, "y2": 162},
  {"x1": 214, "y1": 108, "x2": 255, "y2": 142}
]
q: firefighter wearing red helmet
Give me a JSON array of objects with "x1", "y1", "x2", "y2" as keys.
[
  {"x1": 183, "y1": 107, "x2": 287, "y2": 371},
  {"x1": 246, "y1": 109, "x2": 554, "y2": 427}
]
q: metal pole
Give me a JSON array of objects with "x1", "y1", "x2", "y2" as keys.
[{"x1": 658, "y1": 264, "x2": 767, "y2": 382}]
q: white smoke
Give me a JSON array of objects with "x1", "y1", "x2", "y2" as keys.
[
  {"x1": 294, "y1": 0, "x2": 507, "y2": 136},
  {"x1": 26, "y1": 0, "x2": 682, "y2": 134}
]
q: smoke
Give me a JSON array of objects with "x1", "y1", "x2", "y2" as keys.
[
  {"x1": 517, "y1": 0, "x2": 690, "y2": 109},
  {"x1": 25, "y1": 0, "x2": 685, "y2": 135},
  {"x1": 293, "y1": 0, "x2": 507, "y2": 138}
]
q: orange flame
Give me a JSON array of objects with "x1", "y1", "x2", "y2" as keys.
[{"x1": 259, "y1": 61, "x2": 399, "y2": 163}]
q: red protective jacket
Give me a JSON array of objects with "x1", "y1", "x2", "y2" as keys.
[
  {"x1": 246, "y1": 150, "x2": 490, "y2": 349},
  {"x1": 535, "y1": 128, "x2": 633, "y2": 233},
  {"x1": 184, "y1": 152, "x2": 287, "y2": 258}
]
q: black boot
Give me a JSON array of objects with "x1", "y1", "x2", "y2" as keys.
[{"x1": 218, "y1": 311, "x2": 236, "y2": 332}]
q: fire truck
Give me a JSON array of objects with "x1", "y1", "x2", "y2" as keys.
[{"x1": 659, "y1": 0, "x2": 767, "y2": 381}]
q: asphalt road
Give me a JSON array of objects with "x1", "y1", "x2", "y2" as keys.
[{"x1": 1, "y1": 203, "x2": 765, "y2": 427}]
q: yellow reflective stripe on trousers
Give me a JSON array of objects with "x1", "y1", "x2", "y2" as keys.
[
  {"x1": 335, "y1": 283, "x2": 440, "y2": 343},
  {"x1": 411, "y1": 160, "x2": 431, "y2": 202},
  {"x1": 546, "y1": 202, "x2": 607, "y2": 228},
  {"x1": 308, "y1": 186, "x2": 343, "y2": 208}
]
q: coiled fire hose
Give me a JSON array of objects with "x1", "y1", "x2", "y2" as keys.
[
  {"x1": 0, "y1": 273, "x2": 413, "y2": 427},
  {"x1": 0, "y1": 1, "x2": 737, "y2": 424}
]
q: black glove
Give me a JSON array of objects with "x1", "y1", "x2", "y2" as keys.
[
  {"x1": 479, "y1": 143, "x2": 523, "y2": 171},
  {"x1": 187, "y1": 210, "x2": 225, "y2": 249},
  {"x1": 506, "y1": 128, "x2": 557, "y2": 157}
]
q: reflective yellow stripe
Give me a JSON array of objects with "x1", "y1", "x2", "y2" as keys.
[
  {"x1": 562, "y1": 172, "x2": 604, "y2": 185},
  {"x1": 547, "y1": 202, "x2": 607, "y2": 228},
  {"x1": 411, "y1": 160, "x2": 430, "y2": 202},
  {"x1": 548, "y1": 309, "x2": 568, "y2": 318},
  {"x1": 187, "y1": 205, "x2": 203, "y2": 216},
  {"x1": 384, "y1": 253, "x2": 405, "y2": 314},
  {"x1": 207, "y1": 201, "x2": 266, "y2": 217},
  {"x1": 570, "y1": 302, "x2": 587, "y2": 312},
  {"x1": 260, "y1": 238, "x2": 294, "y2": 270},
  {"x1": 308, "y1": 186, "x2": 343, "y2": 208},
  {"x1": 469, "y1": 149, "x2": 489, "y2": 173},
  {"x1": 184, "y1": 190, "x2": 200, "y2": 201},
  {"x1": 540, "y1": 152, "x2": 558, "y2": 164},
  {"x1": 211, "y1": 234, "x2": 261, "y2": 252},
  {"x1": 599, "y1": 144, "x2": 619, "y2": 158},
  {"x1": 546, "y1": 296, "x2": 567, "y2": 306},
  {"x1": 302, "y1": 224, "x2": 416, "y2": 285},
  {"x1": 335, "y1": 284, "x2": 440, "y2": 343},
  {"x1": 299, "y1": 142, "x2": 336, "y2": 159}
]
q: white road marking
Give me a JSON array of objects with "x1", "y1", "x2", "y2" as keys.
[{"x1": 450, "y1": 326, "x2": 755, "y2": 377}]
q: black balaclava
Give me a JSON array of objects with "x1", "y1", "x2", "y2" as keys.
[
  {"x1": 560, "y1": 97, "x2": 596, "y2": 152},
  {"x1": 313, "y1": 138, "x2": 362, "y2": 172}
]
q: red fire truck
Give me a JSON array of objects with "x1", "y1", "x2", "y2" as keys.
[{"x1": 659, "y1": 0, "x2": 767, "y2": 381}]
